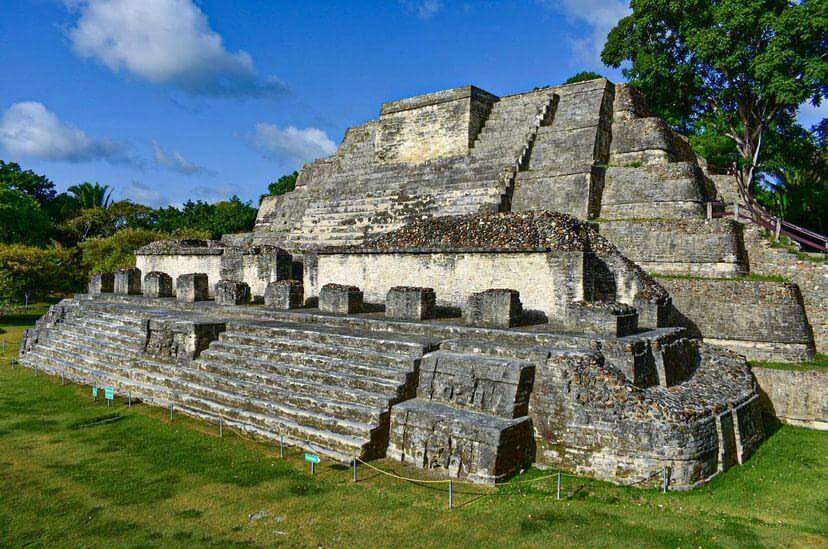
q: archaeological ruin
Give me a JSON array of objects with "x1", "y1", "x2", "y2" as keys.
[{"x1": 20, "y1": 78, "x2": 826, "y2": 487}]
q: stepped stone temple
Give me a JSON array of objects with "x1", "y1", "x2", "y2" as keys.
[{"x1": 21, "y1": 78, "x2": 826, "y2": 487}]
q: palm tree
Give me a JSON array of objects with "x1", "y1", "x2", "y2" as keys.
[{"x1": 67, "y1": 182, "x2": 113, "y2": 209}]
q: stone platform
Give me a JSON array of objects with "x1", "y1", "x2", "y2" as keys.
[{"x1": 20, "y1": 293, "x2": 762, "y2": 488}]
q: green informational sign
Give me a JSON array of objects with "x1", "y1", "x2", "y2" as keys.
[
  {"x1": 304, "y1": 452, "x2": 320, "y2": 464},
  {"x1": 92, "y1": 387, "x2": 98, "y2": 399},
  {"x1": 105, "y1": 386, "x2": 115, "y2": 400}
]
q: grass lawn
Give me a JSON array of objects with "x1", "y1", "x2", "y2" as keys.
[
  {"x1": 751, "y1": 354, "x2": 828, "y2": 374},
  {"x1": 0, "y1": 311, "x2": 826, "y2": 548}
]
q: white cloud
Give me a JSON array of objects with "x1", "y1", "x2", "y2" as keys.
[
  {"x1": 66, "y1": 0, "x2": 286, "y2": 97},
  {"x1": 151, "y1": 139, "x2": 208, "y2": 175},
  {"x1": 539, "y1": 0, "x2": 630, "y2": 66},
  {"x1": 401, "y1": 1, "x2": 443, "y2": 19},
  {"x1": 250, "y1": 123, "x2": 337, "y2": 165},
  {"x1": 0, "y1": 101, "x2": 132, "y2": 164},
  {"x1": 120, "y1": 180, "x2": 169, "y2": 207}
]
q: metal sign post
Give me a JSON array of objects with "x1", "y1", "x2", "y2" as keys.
[
  {"x1": 105, "y1": 386, "x2": 115, "y2": 407},
  {"x1": 304, "y1": 452, "x2": 320, "y2": 475}
]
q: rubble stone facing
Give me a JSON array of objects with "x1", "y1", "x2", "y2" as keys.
[
  {"x1": 176, "y1": 273, "x2": 209, "y2": 303},
  {"x1": 145, "y1": 319, "x2": 226, "y2": 363},
  {"x1": 386, "y1": 286, "x2": 436, "y2": 320},
  {"x1": 752, "y1": 367, "x2": 827, "y2": 430},
  {"x1": 88, "y1": 273, "x2": 114, "y2": 294},
  {"x1": 319, "y1": 283, "x2": 363, "y2": 314},
  {"x1": 464, "y1": 289, "x2": 523, "y2": 328},
  {"x1": 264, "y1": 280, "x2": 304, "y2": 309},
  {"x1": 143, "y1": 271, "x2": 173, "y2": 298},
  {"x1": 657, "y1": 277, "x2": 816, "y2": 362},
  {"x1": 114, "y1": 268, "x2": 142, "y2": 295},
  {"x1": 215, "y1": 280, "x2": 251, "y2": 306}
]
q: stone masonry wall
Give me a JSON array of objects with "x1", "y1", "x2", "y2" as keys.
[
  {"x1": 136, "y1": 253, "x2": 223, "y2": 297},
  {"x1": 742, "y1": 224, "x2": 828, "y2": 354},
  {"x1": 752, "y1": 367, "x2": 827, "y2": 430},
  {"x1": 375, "y1": 86, "x2": 497, "y2": 164},
  {"x1": 307, "y1": 251, "x2": 586, "y2": 321},
  {"x1": 599, "y1": 219, "x2": 747, "y2": 277},
  {"x1": 657, "y1": 277, "x2": 815, "y2": 362}
]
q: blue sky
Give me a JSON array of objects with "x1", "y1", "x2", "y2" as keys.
[{"x1": 0, "y1": 1, "x2": 823, "y2": 207}]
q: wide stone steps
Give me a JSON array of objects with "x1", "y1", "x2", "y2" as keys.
[
  {"x1": 227, "y1": 321, "x2": 432, "y2": 355},
  {"x1": 129, "y1": 366, "x2": 380, "y2": 439},
  {"x1": 198, "y1": 349, "x2": 407, "y2": 396}
]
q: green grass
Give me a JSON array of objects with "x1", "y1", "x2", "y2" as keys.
[
  {"x1": 1, "y1": 315, "x2": 827, "y2": 547},
  {"x1": 750, "y1": 353, "x2": 828, "y2": 373},
  {"x1": 653, "y1": 272, "x2": 789, "y2": 283}
]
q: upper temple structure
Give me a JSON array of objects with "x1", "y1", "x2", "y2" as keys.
[{"x1": 20, "y1": 78, "x2": 826, "y2": 488}]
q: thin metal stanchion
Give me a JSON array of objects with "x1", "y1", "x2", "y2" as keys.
[
  {"x1": 61, "y1": 370, "x2": 65, "y2": 385},
  {"x1": 310, "y1": 461, "x2": 316, "y2": 475},
  {"x1": 449, "y1": 479, "x2": 454, "y2": 510},
  {"x1": 662, "y1": 467, "x2": 669, "y2": 493},
  {"x1": 353, "y1": 458, "x2": 358, "y2": 482},
  {"x1": 219, "y1": 416, "x2": 223, "y2": 438},
  {"x1": 128, "y1": 392, "x2": 132, "y2": 407},
  {"x1": 169, "y1": 402, "x2": 174, "y2": 421},
  {"x1": 556, "y1": 472, "x2": 561, "y2": 500},
  {"x1": 280, "y1": 435, "x2": 285, "y2": 458}
]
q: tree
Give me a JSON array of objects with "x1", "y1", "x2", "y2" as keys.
[
  {"x1": 0, "y1": 244, "x2": 83, "y2": 303},
  {"x1": 155, "y1": 196, "x2": 257, "y2": 239},
  {"x1": 602, "y1": 0, "x2": 827, "y2": 199},
  {"x1": 0, "y1": 161, "x2": 56, "y2": 205},
  {"x1": 79, "y1": 227, "x2": 209, "y2": 275},
  {"x1": 67, "y1": 182, "x2": 113, "y2": 209},
  {"x1": 564, "y1": 72, "x2": 604, "y2": 85},
  {"x1": 0, "y1": 183, "x2": 53, "y2": 246},
  {"x1": 262, "y1": 171, "x2": 298, "y2": 201}
]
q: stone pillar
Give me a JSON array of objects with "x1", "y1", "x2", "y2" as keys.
[
  {"x1": 214, "y1": 280, "x2": 251, "y2": 306},
  {"x1": 176, "y1": 273, "x2": 209, "y2": 303},
  {"x1": 264, "y1": 280, "x2": 304, "y2": 309},
  {"x1": 88, "y1": 273, "x2": 114, "y2": 295},
  {"x1": 143, "y1": 271, "x2": 173, "y2": 298},
  {"x1": 386, "y1": 286, "x2": 436, "y2": 320},
  {"x1": 114, "y1": 268, "x2": 142, "y2": 295},
  {"x1": 319, "y1": 283, "x2": 363, "y2": 315},
  {"x1": 464, "y1": 289, "x2": 522, "y2": 328}
]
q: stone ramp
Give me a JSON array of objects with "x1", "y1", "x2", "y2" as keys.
[{"x1": 19, "y1": 300, "x2": 432, "y2": 462}]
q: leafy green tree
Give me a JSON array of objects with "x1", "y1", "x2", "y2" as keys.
[
  {"x1": 0, "y1": 183, "x2": 53, "y2": 246},
  {"x1": 0, "y1": 161, "x2": 56, "y2": 205},
  {"x1": 0, "y1": 244, "x2": 83, "y2": 303},
  {"x1": 602, "y1": 0, "x2": 827, "y2": 197},
  {"x1": 67, "y1": 182, "x2": 113, "y2": 209},
  {"x1": 564, "y1": 72, "x2": 604, "y2": 85},
  {"x1": 262, "y1": 171, "x2": 298, "y2": 201},
  {"x1": 79, "y1": 227, "x2": 209, "y2": 275},
  {"x1": 156, "y1": 196, "x2": 257, "y2": 239}
]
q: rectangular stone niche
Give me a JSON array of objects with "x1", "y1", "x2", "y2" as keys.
[
  {"x1": 386, "y1": 286, "x2": 436, "y2": 320},
  {"x1": 265, "y1": 280, "x2": 304, "y2": 309},
  {"x1": 144, "y1": 319, "x2": 226, "y2": 363},
  {"x1": 319, "y1": 283, "x2": 363, "y2": 315},
  {"x1": 88, "y1": 273, "x2": 114, "y2": 295},
  {"x1": 176, "y1": 273, "x2": 209, "y2": 303},
  {"x1": 114, "y1": 268, "x2": 142, "y2": 295}
]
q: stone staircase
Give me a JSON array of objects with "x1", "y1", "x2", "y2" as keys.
[{"x1": 20, "y1": 301, "x2": 434, "y2": 462}]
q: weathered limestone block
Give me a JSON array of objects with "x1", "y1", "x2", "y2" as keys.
[
  {"x1": 176, "y1": 273, "x2": 209, "y2": 303},
  {"x1": 612, "y1": 83, "x2": 652, "y2": 121},
  {"x1": 417, "y1": 351, "x2": 534, "y2": 418},
  {"x1": 752, "y1": 367, "x2": 828, "y2": 430},
  {"x1": 386, "y1": 286, "x2": 436, "y2": 320},
  {"x1": 143, "y1": 271, "x2": 173, "y2": 298},
  {"x1": 214, "y1": 280, "x2": 251, "y2": 306},
  {"x1": 264, "y1": 280, "x2": 304, "y2": 309},
  {"x1": 114, "y1": 268, "x2": 142, "y2": 295},
  {"x1": 88, "y1": 273, "x2": 114, "y2": 294},
  {"x1": 319, "y1": 283, "x2": 363, "y2": 314},
  {"x1": 563, "y1": 301, "x2": 638, "y2": 337},
  {"x1": 464, "y1": 289, "x2": 522, "y2": 328},
  {"x1": 144, "y1": 318, "x2": 225, "y2": 362},
  {"x1": 387, "y1": 399, "x2": 533, "y2": 484}
]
